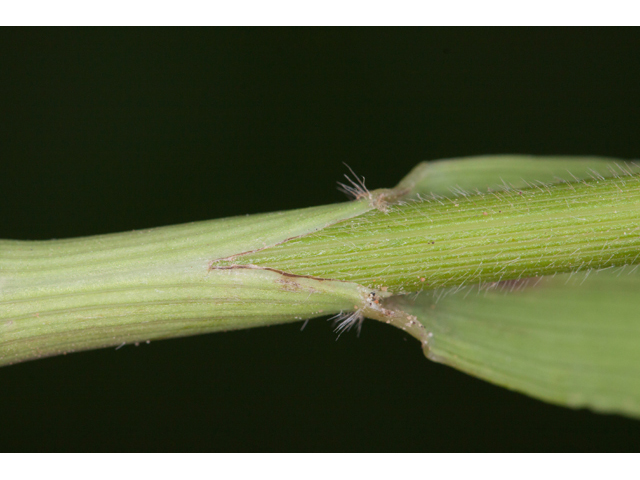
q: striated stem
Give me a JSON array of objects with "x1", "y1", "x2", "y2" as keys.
[
  {"x1": 0, "y1": 201, "x2": 375, "y2": 366},
  {"x1": 2, "y1": 156, "x2": 640, "y2": 368},
  {"x1": 219, "y1": 172, "x2": 640, "y2": 292}
]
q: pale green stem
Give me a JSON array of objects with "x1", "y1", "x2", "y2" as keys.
[{"x1": 2, "y1": 159, "x2": 640, "y2": 367}]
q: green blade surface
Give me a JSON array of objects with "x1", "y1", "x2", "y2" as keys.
[
  {"x1": 392, "y1": 269, "x2": 640, "y2": 417},
  {"x1": 396, "y1": 154, "x2": 640, "y2": 197}
]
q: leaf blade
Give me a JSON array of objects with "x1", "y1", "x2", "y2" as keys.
[{"x1": 392, "y1": 270, "x2": 640, "y2": 417}]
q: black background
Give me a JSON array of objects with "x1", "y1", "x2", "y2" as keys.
[{"x1": 2, "y1": 28, "x2": 640, "y2": 452}]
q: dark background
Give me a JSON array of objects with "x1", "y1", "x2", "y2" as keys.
[{"x1": 2, "y1": 28, "x2": 640, "y2": 452}]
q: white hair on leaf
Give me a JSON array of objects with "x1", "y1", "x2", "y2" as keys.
[
  {"x1": 337, "y1": 163, "x2": 371, "y2": 201},
  {"x1": 329, "y1": 309, "x2": 365, "y2": 339}
]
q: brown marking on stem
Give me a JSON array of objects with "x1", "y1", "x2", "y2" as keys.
[
  {"x1": 209, "y1": 232, "x2": 318, "y2": 266},
  {"x1": 209, "y1": 264, "x2": 338, "y2": 282}
]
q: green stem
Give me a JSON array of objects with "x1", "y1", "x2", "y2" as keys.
[
  {"x1": 2, "y1": 158, "x2": 640, "y2": 367},
  {"x1": 219, "y1": 173, "x2": 640, "y2": 292},
  {"x1": 0, "y1": 201, "x2": 374, "y2": 366}
]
